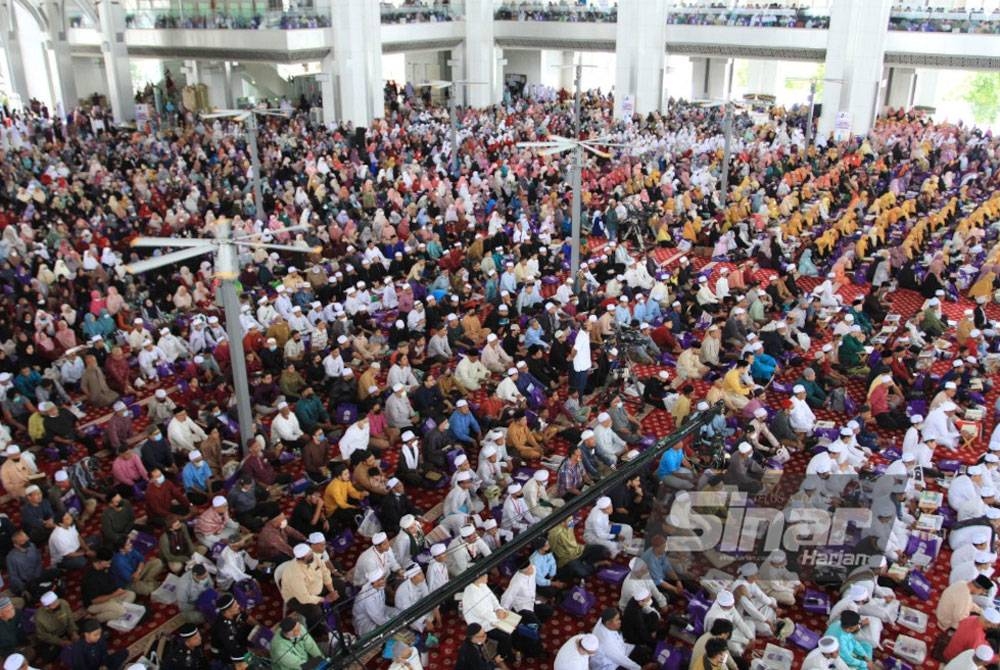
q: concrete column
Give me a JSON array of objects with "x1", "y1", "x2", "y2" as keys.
[
  {"x1": 689, "y1": 56, "x2": 730, "y2": 101},
  {"x1": 318, "y1": 53, "x2": 336, "y2": 126},
  {"x1": 884, "y1": 66, "x2": 916, "y2": 112},
  {"x1": 614, "y1": 0, "x2": 668, "y2": 118},
  {"x1": 559, "y1": 50, "x2": 574, "y2": 91},
  {"x1": 44, "y1": 0, "x2": 77, "y2": 118},
  {"x1": 818, "y1": 0, "x2": 892, "y2": 140},
  {"x1": 328, "y1": 0, "x2": 382, "y2": 127},
  {"x1": 746, "y1": 59, "x2": 779, "y2": 97},
  {"x1": 183, "y1": 59, "x2": 201, "y2": 86},
  {"x1": 448, "y1": 47, "x2": 465, "y2": 106},
  {"x1": 0, "y1": 0, "x2": 30, "y2": 108},
  {"x1": 95, "y1": 0, "x2": 134, "y2": 121},
  {"x1": 912, "y1": 68, "x2": 939, "y2": 109},
  {"x1": 223, "y1": 61, "x2": 236, "y2": 109},
  {"x1": 464, "y1": 0, "x2": 497, "y2": 107}
]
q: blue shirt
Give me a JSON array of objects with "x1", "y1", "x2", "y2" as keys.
[
  {"x1": 448, "y1": 410, "x2": 481, "y2": 444},
  {"x1": 641, "y1": 547, "x2": 677, "y2": 586},
  {"x1": 824, "y1": 621, "x2": 872, "y2": 670},
  {"x1": 751, "y1": 353, "x2": 778, "y2": 382},
  {"x1": 182, "y1": 462, "x2": 212, "y2": 492},
  {"x1": 524, "y1": 326, "x2": 547, "y2": 349},
  {"x1": 656, "y1": 448, "x2": 684, "y2": 479},
  {"x1": 110, "y1": 548, "x2": 144, "y2": 587},
  {"x1": 530, "y1": 550, "x2": 557, "y2": 586}
]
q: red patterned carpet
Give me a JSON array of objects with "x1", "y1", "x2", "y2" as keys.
[{"x1": 14, "y1": 248, "x2": 999, "y2": 669}]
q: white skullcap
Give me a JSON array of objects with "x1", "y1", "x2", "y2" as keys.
[
  {"x1": 405, "y1": 564, "x2": 422, "y2": 579},
  {"x1": 717, "y1": 591, "x2": 735, "y2": 607},
  {"x1": 392, "y1": 383, "x2": 404, "y2": 393},
  {"x1": 401, "y1": 431, "x2": 416, "y2": 442},
  {"x1": 818, "y1": 636, "x2": 839, "y2": 653},
  {"x1": 508, "y1": 484, "x2": 522, "y2": 495},
  {"x1": 399, "y1": 515, "x2": 416, "y2": 529},
  {"x1": 482, "y1": 445, "x2": 497, "y2": 458},
  {"x1": 753, "y1": 408, "x2": 767, "y2": 419},
  {"x1": 456, "y1": 399, "x2": 468, "y2": 407},
  {"x1": 293, "y1": 544, "x2": 310, "y2": 559},
  {"x1": 597, "y1": 412, "x2": 611, "y2": 423},
  {"x1": 910, "y1": 414, "x2": 924, "y2": 424},
  {"x1": 212, "y1": 496, "x2": 227, "y2": 507},
  {"x1": 308, "y1": 532, "x2": 326, "y2": 544},
  {"x1": 983, "y1": 487, "x2": 998, "y2": 498},
  {"x1": 738, "y1": 442, "x2": 752, "y2": 454},
  {"x1": 37, "y1": 401, "x2": 54, "y2": 412},
  {"x1": 580, "y1": 634, "x2": 599, "y2": 652},
  {"x1": 188, "y1": 450, "x2": 202, "y2": 462},
  {"x1": 455, "y1": 454, "x2": 468, "y2": 466},
  {"x1": 430, "y1": 543, "x2": 446, "y2": 557},
  {"x1": 972, "y1": 329, "x2": 982, "y2": 337},
  {"x1": 976, "y1": 645, "x2": 995, "y2": 662},
  {"x1": 112, "y1": 400, "x2": 127, "y2": 412},
  {"x1": 988, "y1": 454, "x2": 1000, "y2": 464},
  {"x1": 975, "y1": 551, "x2": 997, "y2": 564},
  {"x1": 769, "y1": 550, "x2": 786, "y2": 563},
  {"x1": 581, "y1": 430, "x2": 595, "y2": 440},
  {"x1": 633, "y1": 587, "x2": 651, "y2": 602},
  {"x1": 821, "y1": 343, "x2": 833, "y2": 352},
  {"x1": 738, "y1": 563, "x2": 758, "y2": 577},
  {"x1": 40, "y1": 591, "x2": 57, "y2": 606},
  {"x1": 456, "y1": 471, "x2": 472, "y2": 483},
  {"x1": 507, "y1": 368, "x2": 517, "y2": 377},
  {"x1": 387, "y1": 478, "x2": 401, "y2": 489},
  {"x1": 970, "y1": 465, "x2": 985, "y2": 476},
  {"x1": 597, "y1": 496, "x2": 612, "y2": 509},
  {"x1": 848, "y1": 584, "x2": 869, "y2": 602},
  {"x1": 372, "y1": 532, "x2": 388, "y2": 545},
  {"x1": 827, "y1": 443, "x2": 843, "y2": 454},
  {"x1": 486, "y1": 334, "x2": 497, "y2": 343},
  {"x1": 840, "y1": 427, "x2": 853, "y2": 437},
  {"x1": 974, "y1": 530, "x2": 992, "y2": 544},
  {"x1": 658, "y1": 371, "x2": 669, "y2": 380},
  {"x1": 54, "y1": 470, "x2": 68, "y2": 482},
  {"x1": 534, "y1": 470, "x2": 549, "y2": 482},
  {"x1": 3, "y1": 655, "x2": 25, "y2": 670},
  {"x1": 793, "y1": 385, "x2": 805, "y2": 394},
  {"x1": 367, "y1": 568, "x2": 386, "y2": 584},
  {"x1": 985, "y1": 609, "x2": 1000, "y2": 624},
  {"x1": 941, "y1": 401, "x2": 958, "y2": 412},
  {"x1": 460, "y1": 525, "x2": 475, "y2": 538}
]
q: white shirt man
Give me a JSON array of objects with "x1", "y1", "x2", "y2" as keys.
[
  {"x1": 495, "y1": 370, "x2": 524, "y2": 404},
  {"x1": 157, "y1": 328, "x2": 190, "y2": 363},
  {"x1": 500, "y1": 484, "x2": 537, "y2": 534},
  {"x1": 500, "y1": 564, "x2": 538, "y2": 614},
  {"x1": 48, "y1": 521, "x2": 82, "y2": 565},
  {"x1": 594, "y1": 413, "x2": 627, "y2": 463},
  {"x1": 705, "y1": 590, "x2": 755, "y2": 655},
  {"x1": 270, "y1": 403, "x2": 304, "y2": 444},
  {"x1": 584, "y1": 497, "x2": 633, "y2": 559},
  {"x1": 789, "y1": 389, "x2": 816, "y2": 433},
  {"x1": 572, "y1": 322, "x2": 593, "y2": 374},
  {"x1": 167, "y1": 411, "x2": 207, "y2": 454},
  {"x1": 394, "y1": 564, "x2": 431, "y2": 632},
  {"x1": 802, "y1": 636, "x2": 849, "y2": 670},
  {"x1": 923, "y1": 402, "x2": 961, "y2": 449},
  {"x1": 591, "y1": 616, "x2": 641, "y2": 670},
  {"x1": 137, "y1": 341, "x2": 168, "y2": 380},
  {"x1": 446, "y1": 526, "x2": 492, "y2": 577},
  {"x1": 352, "y1": 569, "x2": 397, "y2": 636},
  {"x1": 426, "y1": 544, "x2": 450, "y2": 591},
  {"x1": 352, "y1": 533, "x2": 402, "y2": 587},
  {"x1": 554, "y1": 634, "x2": 599, "y2": 670},
  {"x1": 338, "y1": 419, "x2": 370, "y2": 463}
]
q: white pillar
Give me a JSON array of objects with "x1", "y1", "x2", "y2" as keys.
[
  {"x1": 689, "y1": 57, "x2": 730, "y2": 101},
  {"x1": 223, "y1": 61, "x2": 236, "y2": 109},
  {"x1": 318, "y1": 54, "x2": 336, "y2": 126},
  {"x1": 0, "y1": 0, "x2": 30, "y2": 108},
  {"x1": 329, "y1": 0, "x2": 382, "y2": 127},
  {"x1": 95, "y1": 0, "x2": 134, "y2": 121},
  {"x1": 448, "y1": 47, "x2": 465, "y2": 106},
  {"x1": 818, "y1": 0, "x2": 892, "y2": 140},
  {"x1": 913, "y1": 68, "x2": 939, "y2": 109},
  {"x1": 559, "y1": 50, "x2": 575, "y2": 91},
  {"x1": 884, "y1": 66, "x2": 916, "y2": 112},
  {"x1": 44, "y1": 0, "x2": 77, "y2": 118},
  {"x1": 183, "y1": 59, "x2": 201, "y2": 86},
  {"x1": 464, "y1": 0, "x2": 497, "y2": 107},
  {"x1": 614, "y1": 0, "x2": 668, "y2": 118},
  {"x1": 746, "y1": 59, "x2": 779, "y2": 97}
]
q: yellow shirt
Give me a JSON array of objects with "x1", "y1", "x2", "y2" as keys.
[
  {"x1": 722, "y1": 368, "x2": 750, "y2": 397},
  {"x1": 323, "y1": 478, "x2": 364, "y2": 515}
]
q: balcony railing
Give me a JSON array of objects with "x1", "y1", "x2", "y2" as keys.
[
  {"x1": 665, "y1": 6, "x2": 829, "y2": 29},
  {"x1": 124, "y1": 10, "x2": 330, "y2": 29},
  {"x1": 380, "y1": 3, "x2": 458, "y2": 23},
  {"x1": 493, "y1": 2, "x2": 618, "y2": 23},
  {"x1": 888, "y1": 9, "x2": 1000, "y2": 34}
]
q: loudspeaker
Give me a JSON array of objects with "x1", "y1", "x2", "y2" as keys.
[{"x1": 354, "y1": 127, "x2": 367, "y2": 150}]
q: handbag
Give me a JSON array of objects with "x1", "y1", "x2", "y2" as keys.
[
  {"x1": 802, "y1": 589, "x2": 830, "y2": 615},
  {"x1": 788, "y1": 624, "x2": 820, "y2": 650},
  {"x1": 331, "y1": 529, "x2": 354, "y2": 553},
  {"x1": 233, "y1": 578, "x2": 263, "y2": 610},
  {"x1": 596, "y1": 564, "x2": 629, "y2": 585},
  {"x1": 356, "y1": 508, "x2": 383, "y2": 538},
  {"x1": 653, "y1": 642, "x2": 690, "y2": 670},
  {"x1": 905, "y1": 570, "x2": 932, "y2": 600},
  {"x1": 560, "y1": 585, "x2": 597, "y2": 616}
]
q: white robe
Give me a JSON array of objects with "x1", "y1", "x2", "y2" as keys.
[
  {"x1": 704, "y1": 603, "x2": 755, "y2": 655},
  {"x1": 922, "y1": 407, "x2": 960, "y2": 449},
  {"x1": 591, "y1": 620, "x2": 641, "y2": 670}
]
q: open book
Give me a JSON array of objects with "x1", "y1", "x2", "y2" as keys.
[{"x1": 494, "y1": 611, "x2": 523, "y2": 634}]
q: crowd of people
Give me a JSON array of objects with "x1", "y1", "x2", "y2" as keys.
[
  {"x1": 123, "y1": 10, "x2": 332, "y2": 30},
  {"x1": 664, "y1": 3, "x2": 830, "y2": 29},
  {"x1": 888, "y1": 7, "x2": 1000, "y2": 34},
  {"x1": 0, "y1": 64, "x2": 998, "y2": 670},
  {"x1": 493, "y1": 1, "x2": 619, "y2": 23},
  {"x1": 380, "y1": 1, "x2": 456, "y2": 24}
]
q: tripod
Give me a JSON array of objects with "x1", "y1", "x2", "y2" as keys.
[{"x1": 594, "y1": 330, "x2": 646, "y2": 410}]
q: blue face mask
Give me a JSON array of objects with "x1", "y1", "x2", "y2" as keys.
[{"x1": 566, "y1": 520, "x2": 575, "y2": 528}]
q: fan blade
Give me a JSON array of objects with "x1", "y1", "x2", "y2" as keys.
[
  {"x1": 233, "y1": 242, "x2": 322, "y2": 254},
  {"x1": 580, "y1": 144, "x2": 612, "y2": 159},
  {"x1": 130, "y1": 237, "x2": 213, "y2": 249},
  {"x1": 254, "y1": 110, "x2": 291, "y2": 118},
  {"x1": 201, "y1": 110, "x2": 242, "y2": 118},
  {"x1": 125, "y1": 246, "x2": 213, "y2": 275},
  {"x1": 546, "y1": 134, "x2": 571, "y2": 143},
  {"x1": 233, "y1": 226, "x2": 311, "y2": 242},
  {"x1": 516, "y1": 141, "x2": 565, "y2": 149},
  {"x1": 583, "y1": 141, "x2": 628, "y2": 148},
  {"x1": 539, "y1": 146, "x2": 572, "y2": 157}
]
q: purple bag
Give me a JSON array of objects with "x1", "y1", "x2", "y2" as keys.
[
  {"x1": 906, "y1": 570, "x2": 932, "y2": 600},
  {"x1": 905, "y1": 535, "x2": 940, "y2": 560},
  {"x1": 289, "y1": 477, "x2": 311, "y2": 494},
  {"x1": 882, "y1": 447, "x2": 902, "y2": 461},
  {"x1": 596, "y1": 564, "x2": 629, "y2": 585},
  {"x1": 249, "y1": 625, "x2": 274, "y2": 652},
  {"x1": 196, "y1": 587, "x2": 220, "y2": 622},
  {"x1": 937, "y1": 459, "x2": 962, "y2": 473},
  {"x1": 335, "y1": 403, "x2": 358, "y2": 424},
  {"x1": 131, "y1": 531, "x2": 157, "y2": 555},
  {"x1": 330, "y1": 529, "x2": 354, "y2": 554},
  {"x1": 802, "y1": 589, "x2": 830, "y2": 615},
  {"x1": 789, "y1": 624, "x2": 820, "y2": 650},
  {"x1": 686, "y1": 592, "x2": 711, "y2": 636},
  {"x1": 883, "y1": 657, "x2": 914, "y2": 670},
  {"x1": 560, "y1": 586, "x2": 597, "y2": 616},
  {"x1": 233, "y1": 578, "x2": 263, "y2": 610},
  {"x1": 653, "y1": 642, "x2": 689, "y2": 670}
]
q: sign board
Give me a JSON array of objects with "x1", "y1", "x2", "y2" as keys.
[
  {"x1": 134, "y1": 104, "x2": 150, "y2": 125},
  {"x1": 621, "y1": 94, "x2": 635, "y2": 118},
  {"x1": 833, "y1": 111, "x2": 851, "y2": 142}
]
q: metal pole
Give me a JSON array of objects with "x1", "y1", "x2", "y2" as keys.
[
  {"x1": 805, "y1": 79, "x2": 815, "y2": 148},
  {"x1": 216, "y1": 221, "x2": 254, "y2": 452},
  {"x1": 570, "y1": 61, "x2": 582, "y2": 289},
  {"x1": 720, "y1": 101, "x2": 732, "y2": 206},
  {"x1": 450, "y1": 87, "x2": 459, "y2": 177},
  {"x1": 246, "y1": 112, "x2": 264, "y2": 222}
]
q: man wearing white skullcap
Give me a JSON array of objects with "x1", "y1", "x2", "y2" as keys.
[
  {"x1": 2, "y1": 654, "x2": 30, "y2": 670},
  {"x1": 442, "y1": 467, "x2": 482, "y2": 535},
  {"x1": 521, "y1": 468, "x2": 563, "y2": 519},
  {"x1": 476, "y1": 443, "x2": 509, "y2": 492},
  {"x1": 395, "y1": 563, "x2": 440, "y2": 634},
  {"x1": 193, "y1": 494, "x2": 241, "y2": 547},
  {"x1": 950, "y1": 465, "x2": 987, "y2": 514},
  {"x1": 446, "y1": 526, "x2": 492, "y2": 579},
  {"x1": 705, "y1": 589, "x2": 755, "y2": 655},
  {"x1": 352, "y1": 567, "x2": 397, "y2": 637},
  {"x1": 584, "y1": 496, "x2": 633, "y2": 559},
  {"x1": 494, "y1": 366, "x2": 525, "y2": 404},
  {"x1": 731, "y1": 562, "x2": 779, "y2": 636},
  {"x1": 922, "y1": 401, "x2": 961, "y2": 450},
  {"x1": 757, "y1": 549, "x2": 802, "y2": 606},
  {"x1": 390, "y1": 514, "x2": 427, "y2": 568},
  {"x1": 426, "y1": 543, "x2": 450, "y2": 592},
  {"x1": 352, "y1": 531, "x2": 402, "y2": 587},
  {"x1": 554, "y1": 633, "x2": 600, "y2": 670},
  {"x1": 501, "y1": 482, "x2": 538, "y2": 535},
  {"x1": 278, "y1": 539, "x2": 334, "y2": 639},
  {"x1": 829, "y1": 582, "x2": 890, "y2": 649},
  {"x1": 594, "y1": 410, "x2": 627, "y2": 464},
  {"x1": 725, "y1": 442, "x2": 764, "y2": 495},
  {"x1": 802, "y1": 635, "x2": 848, "y2": 670}
]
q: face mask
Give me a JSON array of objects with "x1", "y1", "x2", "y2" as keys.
[
  {"x1": 155, "y1": 475, "x2": 165, "y2": 485},
  {"x1": 566, "y1": 520, "x2": 575, "y2": 528},
  {"x1": 279, "y1": 520, "x2": 288, "y2": 529}
]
